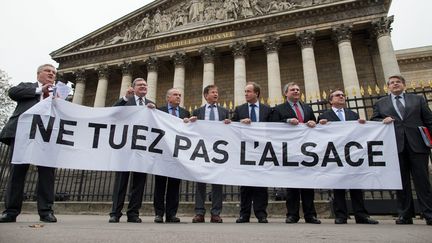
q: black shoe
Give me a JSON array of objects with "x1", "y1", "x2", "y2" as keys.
[
  {"x1": 236, "y1": 216, "x2": 250, "y2": 223},
  {"x1": 166, "y1": 216, "x2": 180, "y2": 223},
  {"x1": 40, "y1": 213, "x2": 57, "y2": 223},
  {"x1": 334, "y1": 218, "x2": 347, "y2": 224},
  {"x1": 154, "y1": 215, "x2": 163, "y2": 223},
  {"x1": 305, "y1": 216, "x2": 321, "y2": 224},
  {"x1": 108, "y1": 215, "x2": 119, "y2": 223},
  {"x1": 285, "y1": 216, "x2": 299, "y2": 224},
  {"x1": 355, "y1": 216, "x2": 378, "y2": 224},
  {"x1": 258, "y1": 217, "x2": 268, "y2": 223},
  {"x1": 0, "y1": 214, "x2": 16, "y2": 223},
  {"x1": 127, "y1": 216, "x2": 142, "y2": 223},
  {"x1": 395, "y1": 216, "x2": 413, "y2": 225}
]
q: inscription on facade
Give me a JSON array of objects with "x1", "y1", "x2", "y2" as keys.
[{"x1": 155, "y1": 31, "x2": 235, "y2": 50}]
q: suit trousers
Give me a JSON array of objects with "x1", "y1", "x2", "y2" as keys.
[
  {"x1": 3, "y1": 141, "x2": 55, "y2": 217},
  {"x1": 239, "y1": 186, "x2": 268, "y2": 219},
  {"x1": 110, "y1": 171, "x2": 146, "y2": 218},
  {"x1": 397, "y1": 137, "x2": 432, "y2": 220},
  {"x1": 285, "y1": 188, "x2": 317, "y2": 220},
  {"x1": 153, "y1": 175, "x2": 180, "y2": 218},
  {"x1": 333, "y1": 189, "x2": 369, "y2": 219},
  {"x1": 194, "y1": 182, "x2": 223, "y2": 216}
]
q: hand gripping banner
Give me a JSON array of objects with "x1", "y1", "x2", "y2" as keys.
[{"x1": 12, "y1": 99, "x2": 402, "y2": 189}]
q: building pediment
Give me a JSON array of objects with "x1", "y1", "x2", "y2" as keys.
[{"x1": 51, "y1": 0, "x2": 349, "y2": 58}]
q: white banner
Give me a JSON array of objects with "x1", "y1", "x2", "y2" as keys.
[{"x1": 12, "y1": 99, "x2": 402, "y2": 189}]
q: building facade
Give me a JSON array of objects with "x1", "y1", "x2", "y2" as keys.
[{"x1": 51, "y1": 0, "x2": 401, "y2": 109}]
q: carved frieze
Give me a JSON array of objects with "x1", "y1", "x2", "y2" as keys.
[
  {"x1": 78, "y1": 0, "x2": 342, "y2": 51},
  {"x1": 371, "y1": 15, "x2": 394, "y2": 38},
  {"x1": 296, "y1": 30, "x2": 315, "y2": 49}
]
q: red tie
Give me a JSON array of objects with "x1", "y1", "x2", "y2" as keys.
[
  {"x1": 294, "y1": 103, "x2": 304, "y2": 123},
  {"x1": 43, "y1": 92, "x2": 49, "y2": 99}
]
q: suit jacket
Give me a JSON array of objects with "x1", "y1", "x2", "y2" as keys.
[
  {"x1": 271, "y1": 101, "x2": 316, "y2": 123},
  {"x1": 231, "y1": 102, "x2": 272, "y2": 122},
  {"x1": 192, "y1": 104, "x2": 229, "y2": 121},
  {"x1": 0, "y1": 82, "x2": 41, "y2": 144},
  {"x1": 159, "y1": 105, "x2": 190, "y2": 119},
  {"x1": 317, "y1": 108, "x2": 359, "y2": 122},
  {"x1": 113, "y1": 96, "x2": 154, "y2": 107},
  {"x1": 371, "y1": 93, "x2": 432, "y2": 153}
]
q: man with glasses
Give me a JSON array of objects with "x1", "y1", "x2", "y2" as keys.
[{"x1": 318, "y1": 88, "x2": 378, "y2": 225}]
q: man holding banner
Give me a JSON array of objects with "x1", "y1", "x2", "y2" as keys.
[
  {"x1": 187, "y1": 85, "x2": 229, "y2": 224},
  {"x1": 232, "y1": 82, "x2": 271, "y2": 224},
  {"x1": 318, "y1": 88, "x2": 378, "y2": 225},
  {"x1": 109, "y1": 78, "x2": 155, "y2": 223},
  {"x1": 271, "y1": 82, "x2": 321, "y2": 224},
  {"x1": 0, "y1": 64, "x2": 57, "y2": 223},
  {"x1": 153, "y1": 88, "x2": 190, "y2": 223},
  {"x1": 371, "y1": 75, "x2": 432, "y2": 226}
]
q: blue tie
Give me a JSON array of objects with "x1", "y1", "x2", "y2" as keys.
[
  {"x1": 250, "y1": 104, "x2": 257, "y2": 122},
  {"x1": 209, "y1": 105, "x2": 215, "y2": 121},
  {"x1": 336, "y1": 109, "x2": 344, "y2": 121}
]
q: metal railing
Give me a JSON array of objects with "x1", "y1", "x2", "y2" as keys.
[{"x1": 1, "y1": 87, "x2": 431, "y2": 209}]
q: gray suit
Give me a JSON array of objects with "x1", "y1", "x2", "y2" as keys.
[
  {"x1": 0, "y1": 82, "x2": 55, "y2": 218},
  {"x1": 371, "y1": 93, "x2": 432, "y2": 220},
  {"x1": 192, "y1": 105, "x2": 229, "y2": 216}
]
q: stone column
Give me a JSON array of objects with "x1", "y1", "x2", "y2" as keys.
[
  {"x1": 297, "y1": 30, "x2": 320, "y2": 102},
  {"x1": 199, "y1": 46, "x2": 216, "y2": 105},
  {"x1": 263, "y1": 36, "x2": 281, "y2": 106},
  {"x1": 230, "y1": 41, "x2": 248, "y2": 105},
  {"x1": 72, "y1": 69, "x2": 86, "y2": 105},
  {"x1": 146, "y1": 57, "x2": 158, "y2": 102},
  {"x1": 93, "y1": 66, "x2": 109, "y2": 107},
  {"x1": 333, "y1": 24, "x2": 365, "y2": 118},
  {"x1": 119, "y1": 62, "x2": 132, "y2": 98},
  {"x1": 372, "y1": 16, "x2": 400, "y2": 81},
  {"x1": 172, "y1": 52, "x2": 187, "y2": 107}
]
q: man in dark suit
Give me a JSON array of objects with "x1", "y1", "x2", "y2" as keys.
[
  {"x1": 371, "y1": 75, "x2": 432, "y2": 226},
  {"x1": 271, "y1": 82, "x2": 321, "y2": 224},
  {"x1": 153, "y1": 88, "x2": 190, "y2": 223},
  {"x1": 109, "y1": 78, "x2": 155, "y2": 223},
  {"x1": 0, "y1": 64, "x2": 57, "y2": 223},
  {"x1": 185, "y1": 84, "x2": 229, "y2": 223},
  {"x1": 232, "y1": 82, "x2": 271, "y2": 224},
  {"x1": 317, "y1": 89, "x2": 379, "y2": 225}
]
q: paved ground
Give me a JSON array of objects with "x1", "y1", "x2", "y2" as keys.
[{"x1": 0, "y1": 215, "x2": 431, "y2": 243}]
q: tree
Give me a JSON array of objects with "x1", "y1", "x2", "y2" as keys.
[{"x1": 0, "y1": 70, "x2": 16, "y2": 130}]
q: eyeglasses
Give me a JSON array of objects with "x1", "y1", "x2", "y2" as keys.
[
  {"x1": 135, "y1": 84, "x2": 147, "y2": 87},
  {"x1": 333, "y1": 93, "x2": 345, "y2": 97}
]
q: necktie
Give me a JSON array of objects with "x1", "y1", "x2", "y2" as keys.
[
  {"x1": 43, "y1": 92, "x2": 49, "y2": 99},
  {"x1": 138, "y1": 97, "x2": 143, "y2": 106},
  {"x1": 336, "y1": 109, "x2": 344, "y2": 121},
  {"x1": 250, "y1": 104, "x2": 257, "y2": 122},
  {"x1": 209, "y1": 105, "x2": 215, "y2": 121},
  {"x1": 171, "y1": 107, "x2": 177, "y2": 117},
  {"x1": 293, "y1": 103, "x2": 304, "y2": 123},
  {"x1": 395, "y1": 96, "x2": 405, "y2": 119}
]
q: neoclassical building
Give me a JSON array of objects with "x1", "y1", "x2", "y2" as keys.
[{"x1": 51, "y1": 0, "x2": 402, "y2": 109}]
